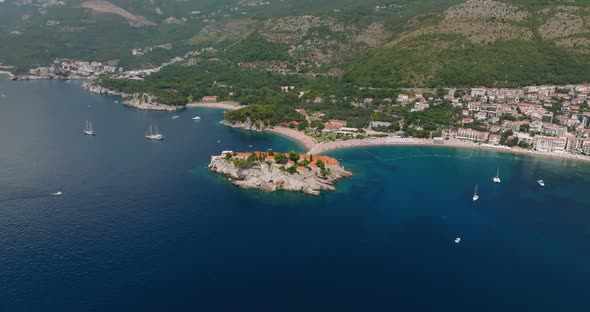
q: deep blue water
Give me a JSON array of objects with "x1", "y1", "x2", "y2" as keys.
[{"x1": 1, "y1": 79, "x2": 590, "y2": 311}]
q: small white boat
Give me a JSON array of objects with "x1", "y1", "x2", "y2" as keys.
[
  {"x1": 472, "y1": 185, "x2": 479, "y2": 202},
  {"x1": 492, "y1": 168, "x2": 501, "y2": 184},
  {"x1": 192, "y1": 116, "x2": 201, "y2": 120},
  {"x1": 249, "y1": 144, "x2": 253, "y2": 148},
  {"x1": 454, "y1": 237, "x2": 461, "y2": 244},
  {"x1": 537, "y1": 179, "x2": 545, "y2": 187},
  {"x1": 114, "y1": 100, "x2": 119, "y2": 104},
  {"x1": 51, "y1": 191, "x2": 62, "y2": 196},
  {"x1": 172, "y1": 115, "x2": 180, "y2": 119},
  {"x1": 83, "y1": 120, "x2": 96, "y2": 136},
  {"x1": 217, "y1": 140, "x2": 221, "y2": 143},
  {"x1": 145, "y1": 124, "x2": 164, "y2": 140}
]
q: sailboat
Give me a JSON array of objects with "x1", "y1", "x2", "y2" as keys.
[
  {"x1": 145, "y1": 124, "x2": 164, "y2": 140},
  {"x1": 472, "y1": 185, "x2": 479, "y2": 202},
  {"x1": 83, "y1": 120, "x2": 95, "y2": 136},
  {"x1": 492, "y1": 168, "x2": 501, "y2": 184}
]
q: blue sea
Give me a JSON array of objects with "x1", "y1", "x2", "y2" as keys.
[{"x1": 1, "y1": 79, "x2": 590, "y2": 311}]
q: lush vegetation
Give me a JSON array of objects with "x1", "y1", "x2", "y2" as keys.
[
  {"x1": 225, "y1": 104, "x2": 306, "y2": 127},
  {"x1": 225, "y1": 34, "x2": 292, "y2": 62},
  {"x1": 347, "y1": 34, "x2": 590, "y2": 88}
]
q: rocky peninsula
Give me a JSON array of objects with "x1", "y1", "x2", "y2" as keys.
[{"x1": 209, "y1": 151, "x2": 352, "y2": 195}]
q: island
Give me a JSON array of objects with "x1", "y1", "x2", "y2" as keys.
[{"x1": 209, "y1": 151, "x2": 352, "y2": 195}]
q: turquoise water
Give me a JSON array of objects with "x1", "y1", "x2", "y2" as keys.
[{"x1": 1, "y1": 79, "x2": 590, "y2": 311}]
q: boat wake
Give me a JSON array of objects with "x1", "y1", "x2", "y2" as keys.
[{"x1": 0, "y1": 191, "x2": 63, "y2": 203}]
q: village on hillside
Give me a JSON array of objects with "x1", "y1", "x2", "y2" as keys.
[{"x1": 285, "y1": 85, "x2": 590, "y2": 156}]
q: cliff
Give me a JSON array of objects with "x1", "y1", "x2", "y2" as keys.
[{"x1": 208, "y1": 152, "x2": 351, "y2": 195}]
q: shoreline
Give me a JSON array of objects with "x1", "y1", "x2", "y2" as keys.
[
  {"x1": 309, "y1": 136, "x2": 590, "y2": 163},
  {"x1": 5, "y1": 78, "x2": 589, "y2": 163},
  {"x1": 0, "y1": 71, "x2": 15, "y2": 78},
  {"x1": 268, "y1": 127, "x2": 317, "y2": 151},
  {"x1": 186, "y1": 102, "x2": 241, "y2": 110},
  {"x1": 217, "y1": 117, "x2": 590, "y2": 163}
]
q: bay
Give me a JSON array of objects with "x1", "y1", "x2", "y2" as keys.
[{"x1": 1, "y1": 79, "x2": 589, "y2": 311}]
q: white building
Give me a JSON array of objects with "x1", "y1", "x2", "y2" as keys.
[{"x1": 533, "y1": 136, "x2": 567, "y2": 152}]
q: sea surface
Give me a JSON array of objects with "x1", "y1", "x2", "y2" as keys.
[{"x1": 1, "y1": 79, "x2": 590, "y2": 311}]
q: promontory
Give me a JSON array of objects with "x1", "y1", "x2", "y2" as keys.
[{"x1": 209, "y1": 151, "x2": 352, "y2": 195}]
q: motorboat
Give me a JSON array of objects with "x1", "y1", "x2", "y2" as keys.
[{"x1": 472, "y1": 185, "x2": 479, "y2": 202}]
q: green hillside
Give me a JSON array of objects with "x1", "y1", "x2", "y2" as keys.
[{"x1": 346, "y1": 0, "x2": 590, "y2": 87}]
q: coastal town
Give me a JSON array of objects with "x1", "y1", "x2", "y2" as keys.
[
  {"x1": 7, "y1": 55, "x2": 590, "y2": 161},
  {"x1": 221, "y1": 84, "x2": 590, "y2": 160}
]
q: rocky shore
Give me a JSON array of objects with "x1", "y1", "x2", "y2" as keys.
[
  {"x1": 209, "y1": 151, "x2": 352, "y2": 195},
  {"x1": 82, "y1": 81, "x2": 182, "y2": 111},
  {"x1": 186, "y1": 102, "x2": 241, "y2": 110},
  {"x1": 122, "y1": 93, "x2": 181, "y2": 111}
]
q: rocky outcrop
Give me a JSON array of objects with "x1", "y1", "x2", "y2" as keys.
[
  {"x1": 220, "y1": 119, "x2": 264, "y2": 131},
  {"x1": 208, "y1": 154, "x2": 352, "y2": 195},
  {"x1": 122, "y1": 93, "x2": 181, "y2": 111}
]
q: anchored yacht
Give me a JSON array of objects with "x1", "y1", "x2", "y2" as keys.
[
  {"x1": 492, "y1": 168, "x2": 501, "y2": 184},
  {"x1": 83, "y1": 120, "x2": 95, "y2": 136},
  {"x1": 145, "y1": 124, "x2": 164, "y2": 140}
]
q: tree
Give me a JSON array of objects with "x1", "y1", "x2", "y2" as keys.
[
  {"x1": 316, "y1": 159, "x2": 325, "y2": 169},
  {"x1": 288, "y1": 151, "x2": 300, "y2": 162},
  {"x1": 436, "y1": 88, "x2": 449, "y2": 97},
  {"x1": 275, "y1": 153, "x2": 288, "y2": 164}
]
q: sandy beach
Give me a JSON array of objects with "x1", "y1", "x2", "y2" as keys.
[
  {"x1": 0, "y1": 71, "x2": 14, "y2": 78},
  {"x1": 314, "y1": 137, "x2": 590, "y2": 162},
  {"x1": 271, "y1": 129, "x2": 590, "y2": 163},
  {"x1": 268, "y1": 127, "x2": 317, "y2": 150},
  {"x1": 186, "y1": 102, "x2": 241, "y2": 110},
  {"x1": 195, "y1": 104, "x2": 590, "y2": 163}
]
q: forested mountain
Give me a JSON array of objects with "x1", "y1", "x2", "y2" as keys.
[
  {"x1": 3, "y1": 0, "x2": 590, "y2": 87},
  {"x1": 347, "y1": 0, "x2": 590, "y2": 87}
]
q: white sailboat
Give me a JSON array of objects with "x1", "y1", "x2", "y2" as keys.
[
  {"x1": 492, "y1": 168, "x2": 501, "y2": 184},
  {"x1": 192, "y1": 116, "x2": 201, "y2": 120},
  {"x1": 145, "y1": 124, "x2": 164, "y2": 140},
  {"x1": 537, "y1": 179, "x2": 545, "y2": 187},
  {"x1": 83, "y1": 120, "x2": 95, "y2": 136},
  {"x1": 472, "y1": 185, "x2": 479, "y2": 202}
]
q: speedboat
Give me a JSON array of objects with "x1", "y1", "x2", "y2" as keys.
[
  {"x1": 454, "y1": 237, "x2": 461, "y2": 244},
  {"x1": 172, "y1": 115, "x2": 180, "y2": 119},
  {"x1": 192, "y1": 116, "x2": 201, "y2": 120},
  {"x1": 537, "y1": 180, "x2": 545, "y2": 187},
  {"x1": 472, "y1": 185, "x2": 479, "y2": 202},
  {"x1": 51, "y1": 191, "x2": 62, "y2": 196}
]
